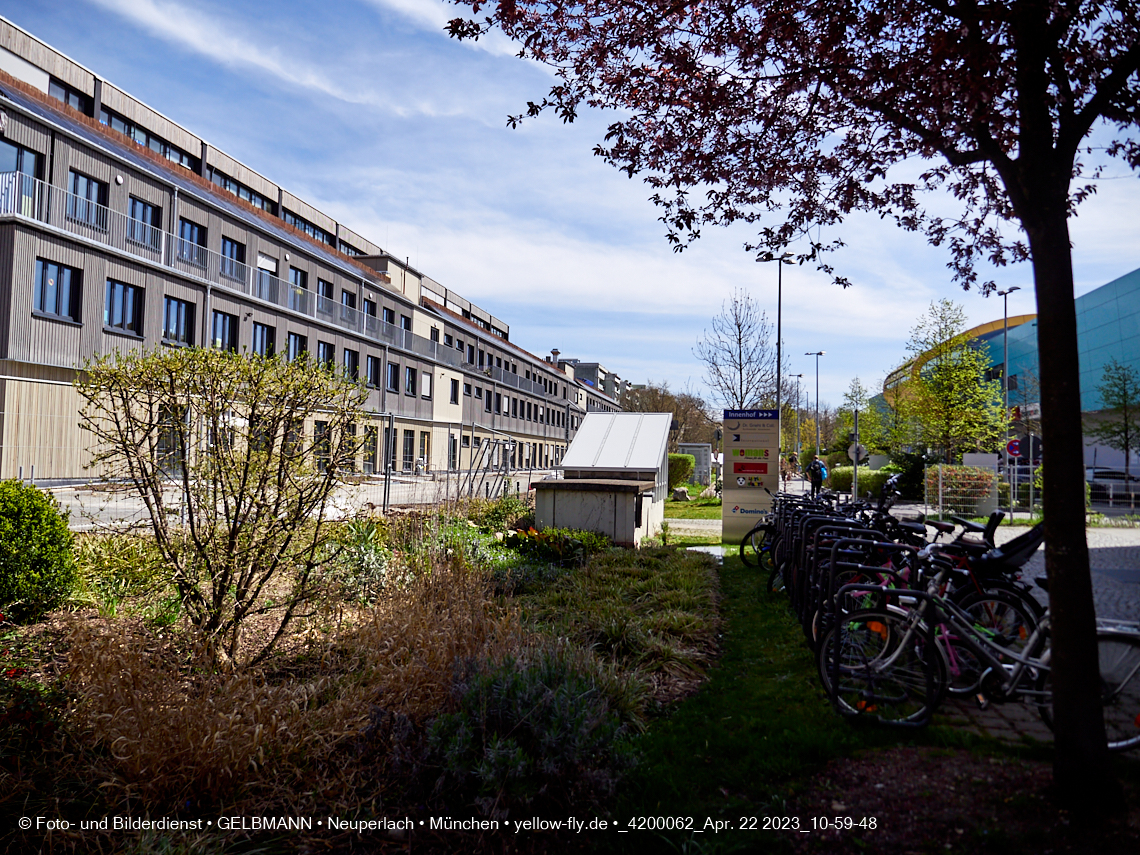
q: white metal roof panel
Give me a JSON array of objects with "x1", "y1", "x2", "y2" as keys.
[{"x1": 561, "y1": 412, "x2": 672, "y2": 472}]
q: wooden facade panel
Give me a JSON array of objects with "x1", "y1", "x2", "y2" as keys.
[
  {"x1": 0, "y1": 377, "x2": 86, "y2": 479},
  {"x1": 204, "y1": 147, "x2": 278, "y2": 200},
  {"x1": 54, "y1": 136, "x2": 117, "y2": 188},
  {"x1": 0, "y1": 225, "x2": 14, "y2": 357},
  {"x1": 0, "y1": 22, "x2": 93, "y2": 94},
  {"x1": 337, "y1": 224, "x2": 381, "y2": 256},
  {"x1": 99, "y1": 82, "x2": 200, "y2": 154},
  {"x1": 2, "y1": 111, "x2": 52, "y2": 161},
  {"x1": 280, "y1": 190, "x2": 336, "y2": 233}
]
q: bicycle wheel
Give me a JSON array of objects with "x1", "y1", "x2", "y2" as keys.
[
  {"x1": 944, "y1": 591, "x2": 1041, "y2": 695},
  {"x1": 1036, "y1": 630, "x2": 1140, "y2": 752},
  {"x1": 740, "y1": 524, "x2": 769, "y2": 567},
  {"x1": 1098, "y1": 631, "x2": 1140, "y2": 751},
  {"x1": 817, "y1": 608, "x2": 946, "y2": 726}
]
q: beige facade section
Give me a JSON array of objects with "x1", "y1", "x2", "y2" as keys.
[{"x1": 0, "y1": 377, "x2": 87, "y2": 479}]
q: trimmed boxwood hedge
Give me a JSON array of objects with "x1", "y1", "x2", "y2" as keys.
[{"x1": 0, "y1": 481, "x2": 75, "y2": 623}]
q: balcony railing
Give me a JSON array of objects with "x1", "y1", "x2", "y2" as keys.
[{"x1": 0, "y1": 171, "x2": 466, "y2": 369}]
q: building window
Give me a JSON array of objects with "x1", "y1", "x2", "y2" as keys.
[
  {"x1": 475, "y1": 387, "x2": 482, "y2": 400},
  {"x1": 382, "y1": 306, "x2": 395, "y2": 326},
  {"x1": 478, "y1": 350, "x2": 485, "y2": 369},
  {"x1": 282, "y1": 209, "x2": 335, "y2": 246},
  {"x1": 363, "y1": 298, "x2": 376, "y2": 317},
  {"x1": 207, "y1": 167, "x2": 275, "y2": 213},
  {"x1": 450, "y1": 378, "x2": 459, "y2": 404},
  {"x1": 404, "y1": 366, "x2": 417, "y2": 396},
  {"x1": 402, "y1": 430, "x2": 415, "y2": 472},
  {"x1": 162, "y1": 296, "x2": 194, "y2": 345},
  {"x1": 420, "y1": 431, "x2": 430, "y2": 470},
  {"x1": 251, "y1": 322, "x2": 275, "y2": 357},
  {"x1": 430, "y1": 327, "x2": 439, "y2": 342},
  {"x1": 400, "y1": 315, "x2": 411, "y2": 331},
  {"x1": 386, "y1": 362, "x2": 399, "y2": 392},
  {"x1": 464, "y1": 383, "x2": 472, "y2": 396},
  {"x1": 444, "y1": 333, "x2": 453, "y2": 347},
  {"x1": 344, "y1": 349, "x2": 360, "y2": 381},
  {"x1": 67, "y1": 170, "x2": 107, "y2": 229},
  {"x1": 317, "y1": 341, "x2": 335, "y2": 369},
  {"x1": 100, "y1": 104, "x2": 198, "y2": 170},
  {"x1": 485, "y1": 393, "x2": 492, "y2": 413},
  {"x1": 212, "y1": 311, "x2": 238, "y2": 351},
  {"x1": 289, "y1": 267, "x2": 309, "y2": 312},
  {"x1": 512, "y1": 398, "x2": 518, "y2": 418},
  {"x1": 314, "y1": 421, "x2": 331, "y2": 472},
  {"x1": 316, "y1": 279, "x2": 334, "y2": 313},
  {"x1": 287, "y1": 332, "x2": 307, "y2": 362},
  {"x1": 33, "y1": 259, "x2": 81, "y2": 322},
  {"x1": 339, "y1": 239, "x2": 363, "y2": 257},
  {"x1": 104, "y1": 279, "x2": 143, "y2": 335},
  {"x1": 127, "y1": 196, "x2": 161, "y2": 249},
  {"x1": 421, "y1": 372, "x2": 432, "y2": 399},
  {"x1": 456, "y1": 338, "x2": 464, "y2": 352},
  {"x1": 220, "y1": 237, "x2": 246, "y2": 280},
  {"x1": 367, "y1": 355, "x2": 381, "y2": 388},
  {"x1": 364, "y1": 426, "x2": 379, "y2": 474},
  {"x1": 467, "y1": 344, "x2": 476, "y2": 364},
  {"x1": 49, "y1": 78, "x2": 92, "y2": 114},
  {"x1": 178, "y1": 218, "x2": 207, "y2": 266},
  {"x1": 495, "y1": 393, "x2": 502, "y2": 414},
  {"x1": 342, "y1": 290, "x2": 357, "y2": 310}
]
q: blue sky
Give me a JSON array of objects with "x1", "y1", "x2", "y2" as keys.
[{"x1": 8, "y1": 0, "x2": 1140, "y2": 407}]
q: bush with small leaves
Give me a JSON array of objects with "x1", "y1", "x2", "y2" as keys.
[
  {"x1": 425, "y1": 648, "x2": 637, "y2": 818},
  {"x1": 0, "y1": 481, "x2": 75, "y2": 623}
]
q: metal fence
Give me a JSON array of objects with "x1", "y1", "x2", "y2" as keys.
[{"x1": 923, "y1": 464, "x2": 1000, "y2": 519}]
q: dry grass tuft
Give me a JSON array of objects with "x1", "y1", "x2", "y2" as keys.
[{"x1": 62, "y1": 557, "x2": 521, "y2": 813}]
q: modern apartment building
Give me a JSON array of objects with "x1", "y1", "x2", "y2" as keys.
[{"x1": 0, "y1": 17, "x2": 622, "y2": 482}]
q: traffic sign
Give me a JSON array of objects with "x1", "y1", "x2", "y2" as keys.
[
  {"x1": 848, "y1": 443, "x2": 868, "y2": 463},
  {"x1": 1006, "y1": 439, "x2": 1022, "y2": 458}
]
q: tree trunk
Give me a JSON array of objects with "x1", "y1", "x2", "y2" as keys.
[{"x1": 1026, "y1": 204, "x2": 1121, "y2": 813}]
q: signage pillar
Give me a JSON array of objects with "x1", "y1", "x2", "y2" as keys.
[{"x1": 722, "y1": 409, "x2": 780, "y2": 542}]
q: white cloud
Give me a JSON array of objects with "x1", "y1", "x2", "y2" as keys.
[{"x1": 359, "y1": 0, "x2": 528, "y2": 58}]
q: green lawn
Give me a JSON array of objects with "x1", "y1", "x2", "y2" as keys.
[
  {"x1": 599, "y1": 554, "x2": 1006, "y2": 852},
  {"x1": 664, "y1": 497, "x2": 724, "y2": 519}
]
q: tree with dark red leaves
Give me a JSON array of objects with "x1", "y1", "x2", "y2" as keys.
[{"x1": 448, "y1": 0, "x2": 1140, "y2": 812}]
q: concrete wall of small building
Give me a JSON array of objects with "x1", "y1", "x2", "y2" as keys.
[{"x1": 534, "y1": 485, "x2": 661, "y2": 546}]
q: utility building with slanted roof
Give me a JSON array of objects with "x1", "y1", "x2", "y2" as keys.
[{"x1": 534, "y1": 411, "x2": 670, "y2": 546}]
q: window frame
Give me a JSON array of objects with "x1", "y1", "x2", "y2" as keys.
[
  {"x1": 103, "y1": 279, "x2": 144, "y2": 336},
  {"x1": 161, "y1": 295, "x2": 194, "y2": 345},
  {"x1": 33, "y1": 258, "x2": 81, "y2": 323}
]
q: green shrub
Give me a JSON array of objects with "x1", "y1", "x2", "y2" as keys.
[
  {"x1": 72, "y1": 532, "x2": 168, "y2": 617},
  {"x1": 425, "y1": 648, "x2": 637, "y2": 817},
  {"x1": 0, "y1": 481, "x2": 75, "y2": 623},
  {"x1": 828, "y1": 466, "x2": 892, "y2": 499},
  {"x1": 668, "y1": 454, "x2": 695, "y2": 490},
  {"x1": 329, "y1": 518, "x2": 400, "y2": 602},
  {"x1": 889, "y1": 451, "x2": 933, "y2": 499},
  {"x1": 504, "y1": 527, "x2": 611, "y2": 565}
]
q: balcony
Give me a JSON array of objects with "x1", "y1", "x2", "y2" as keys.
[{"x1": 0, "y1": 171, "x2": 460, "y2": 367}]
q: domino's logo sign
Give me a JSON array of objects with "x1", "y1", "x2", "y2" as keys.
[{"x1": 731, "y1": 506, "x2": 764, "y2": 514}]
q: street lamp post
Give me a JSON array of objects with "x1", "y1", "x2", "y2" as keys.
[
  {"x1": 998, "y1": 286, "x2": 1021, "y2": 519},
  {"x1": 790, "y1": 373, "x2": 804, "y2": 463},
  {"x1": 761, "y1": 253, "x2": 795, "y2": 458},
  {"x1": 806, "y1": 351, "x2": 825, "y2": 455}
]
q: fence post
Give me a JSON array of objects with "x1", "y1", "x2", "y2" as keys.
[{"x1": 938, "y1": 464, "x2": 944, "y2": 520}]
